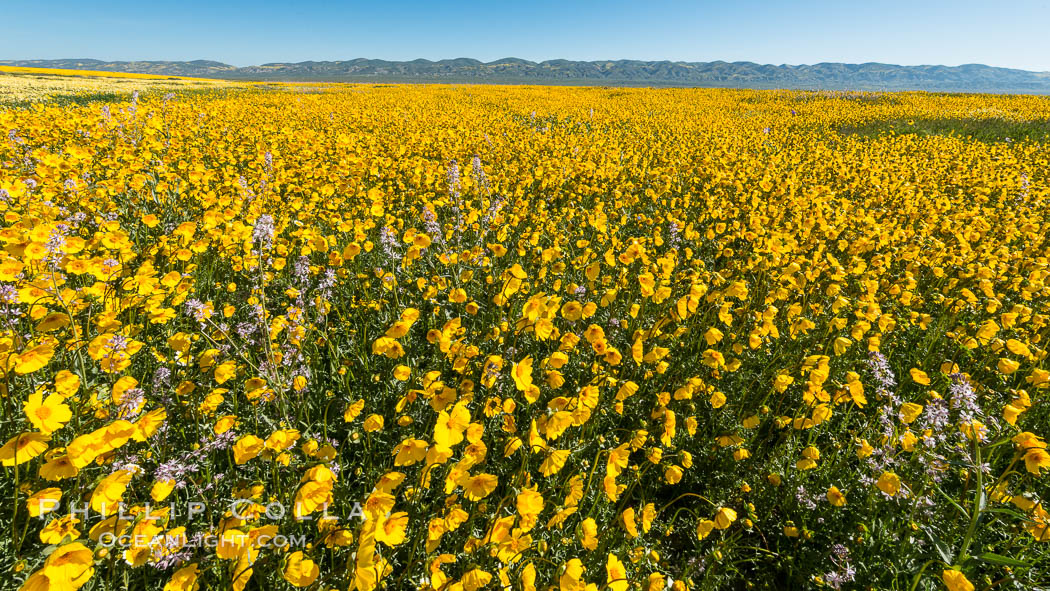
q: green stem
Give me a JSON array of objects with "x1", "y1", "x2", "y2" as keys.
[
  {"x1": 956, "y1": 435, "x2": 984, "y2": 565},
  {"x1": 908, "y1": 560, "x2": 937, "y2": 591}
]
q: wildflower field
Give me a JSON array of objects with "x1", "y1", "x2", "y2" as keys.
[
  {"x1": 0, "y1": 67, "x2": 236, "y2": 108},
  {"x1": 1, "y1": 84, "x2": 1049, "y2": 591}
]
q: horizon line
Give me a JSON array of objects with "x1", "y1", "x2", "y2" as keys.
[{"x1": 4, "y1": 56, "x2": 1049, "y2": 74}]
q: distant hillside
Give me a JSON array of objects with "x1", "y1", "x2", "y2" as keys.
[
  {"x1": 1, "y1": 59, "x2": 238, "y2": 78},
  {"x1": 5, "y1": 58, "x2": 1050, "y2": 92}
]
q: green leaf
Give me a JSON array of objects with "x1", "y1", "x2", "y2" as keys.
[
  {"x1": 977, "y1": 552, "x2": 1030, "y2": 568},
  {"x1": 921, "y1": 526, "x2": 953, "y2": 565},
  {"x1": 984, "y1": 507, "x2": 1030, "y2": 522}
]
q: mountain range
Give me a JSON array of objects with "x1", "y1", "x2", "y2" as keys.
[{"x1": 4, "y1": 58, "x2": 1050, "y2": 92}]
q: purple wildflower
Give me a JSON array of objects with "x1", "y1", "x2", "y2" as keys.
[
  {"x1": 447, "y1": 160, "x2": 460, "y2": 197},
  {"x1": 948, "y1": 373, "x2": 980, "y2": 423},
  {"x1": 380, "y1": 226, "x2": 401, "y2": 260},
  {"x1": 252, "y1": 214, "x2": 276, "y2": 249}
]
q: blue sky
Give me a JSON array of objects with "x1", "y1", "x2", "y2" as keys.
[{"x1": 3, "y1": 0, "x2": 1050, "y2": 71}]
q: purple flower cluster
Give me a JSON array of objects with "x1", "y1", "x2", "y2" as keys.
[
  {"x1": 184, "y1": 299, "x2": 209, "y2": 323},
  {"x1": 111, "y1": 454, "x2": 142, "y2": 475},
  {"x1": 153, "y1": 457, "x2": 198, "y2": 487},
  {"x1": 919, "y1": 397, "x2": 950, "y2": 432},
  {"x1": 472, "y1": 155, "x2": 489, "y2": 192},
  {"x1": 293, "y1": 255, "x2": 310, "y2": 286},
  {"x1": 106, "y1": 334, "x2": 130, "y2": 354},
  {"x1": 795, "y1": 485, "x2": 819, "y2": 510},
  {"x1": 918, "y1": 396, "x2": 951, "y2": 455},
  {"x1": 822, "y1": 543, "x2": 856, "y2": 589},
  {"x1": 867, "y1": 351, "x2": 902, "y2": 441},
  {"x1": 668, "y1": 221, "x2": 681, "y2": 249},
  {"x1": 127, "y1": 91, "x2": 139, "y2": 121},
  {"x1": 948, "y1": 373, "x2": 980, "y2": 423},
  {"x1": 235, "y1": 321, "x2": 258, "y2": 341},
  {"x1": 116, "y1": 387, "x2": 146, "y2": 419},
  {"x1": 422, "y1": 207, "x2": 442, "y2": 243},
  {"x1": 866, "y1": 351, "x2": 897, "y2": 392},
  {"x1": 0, "y1": 283, "x2": 19, "y2": 305},
  {"x1": 252, "y1": 214, "x2": 276, "y2": 249},
  {"x1": 447, "y1": 159, "x2": 460, "y2": 197},
  {"x1": 380, "y1": 226, "x2": 401, "y2": 261},
  {"x1": 318, "y1": 268, "x2": 336, "y2": 292},
  {"x1": 152, "y1": 548, "x2": 193, "y2": 570},
  {"x1": 153, "y1": 430, "x2": 237, "y2": 489},
  {"x1": 152, "y1": 367, "x2": 171, "y2": 391}
]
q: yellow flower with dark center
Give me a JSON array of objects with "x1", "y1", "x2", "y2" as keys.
[
  {"x1": 457, "y1": 472, "x2": 498, "y2": 501},
  {"x1": 0, "y1": 432, "x2": 49, "y2": 466},
  {"x1": 1025, "y1": 447, "x2": 1050, "y2": 475},
  {"x1": 606, "y1": 553, "x2": 628, "y2": 591},
  {"x1": 826, "y1": 486, "x2": 847, "y2": 507},
  {"x1": 23, "y1": 392, "x2": 71, "y2": 434},
  {"x1": 375, "y1": 511, "x2": 409, "y2": 546}
]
